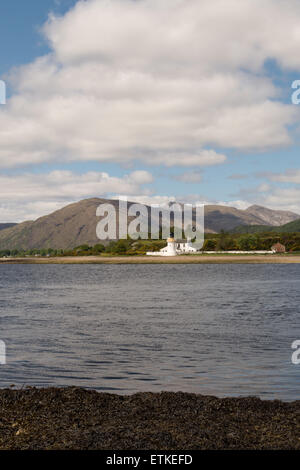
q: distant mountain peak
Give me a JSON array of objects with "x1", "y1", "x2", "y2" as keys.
[
  {"x1": 246, "y1": 204, "x2": 265, "y2": 210},
  {"x1": 244, "y1": 204, "x2": 299, "y2": 226}
]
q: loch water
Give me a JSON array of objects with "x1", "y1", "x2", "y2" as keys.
[{"x1": 0, "y1": 264, "x2": 299, "y2": 400}]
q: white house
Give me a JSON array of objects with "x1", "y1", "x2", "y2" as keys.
[
  {"x1": 146, "y1": 238, "x2": 198, "y2": 256},
  {"x1": 146, "y1": 238, "x2": 278, "y2": 256}
]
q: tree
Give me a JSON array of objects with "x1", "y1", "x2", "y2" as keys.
[
  {"x1": 203, "y1": 239, "x2": 217, "y2": 251},
  {"x1": 93, "y1": 243, "x2": 105, "y2": 254},
  {"x1": 216, "y1": 231, "x2": 235, "y2": 250},
  {"x1": 237, "y1": 234, "x2": 259, "y2": 250}
]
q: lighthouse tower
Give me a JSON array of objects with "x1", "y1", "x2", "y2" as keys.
[{"x1": 165, "y1": 237, "x2": 177, "y2": 256}]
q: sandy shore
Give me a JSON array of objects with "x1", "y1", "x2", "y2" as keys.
[
  {"x1": 1, "y1": 254, "x2": 300, "y2": 264},
  {"x1": 0, "y1": 387, "x2": 298, "y2": 450}
]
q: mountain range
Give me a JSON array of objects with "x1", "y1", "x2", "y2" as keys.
[{"x1": 0, "y1": 198, "x2": 299, "y2": 250}]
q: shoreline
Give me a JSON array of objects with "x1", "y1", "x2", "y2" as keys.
[
  {"x1": 0, "y1": 387, "x2": 299, "y2": 450},
  {"x1": 1, "y1": 254, "x2": 300, "y2": 264}
]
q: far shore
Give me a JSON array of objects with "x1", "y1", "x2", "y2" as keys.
[{"x1": 1, "y1": 254, "x2": 300, "y2": 264}]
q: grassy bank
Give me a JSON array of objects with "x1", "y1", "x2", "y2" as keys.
[
  {"x1": 0, "y1": 387, "x2": 299, "y2": 450},
  {"x1": 1, "y1": 254, "x2": 300, "y2": 264}
]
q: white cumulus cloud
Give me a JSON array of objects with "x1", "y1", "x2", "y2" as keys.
[
  {"x1": 0, "y1": 169, "x2": 153, "y2": 221},
  {"x1": 0, "y1": 0, "x2": 299, "y2": 170}
]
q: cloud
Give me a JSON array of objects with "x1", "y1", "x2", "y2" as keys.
[
  {"x1": 174, "y1": 171, "x2": 203, "y2": 183},
  {"x1": 246, "y1": 170, "x2": 300, "y2": 213},
  {"x1": 158, "y1": 150, "x2": 226, "y2": 167},
  {"x1": 261, "y1": 187, "x2": 300, "y2": 214},
  {"x1": 233, "y1": 181, "x2": 300, "y2": 214},
  {"x1": 0, "y1": 0, "x2": 299, "y2": 170},
  {"x1": 257, "y1": 183, "x2": 271, "y2": 192},
  {"x1": 0, "y1": 169, "x2": 153, "y2": 222},
  {"x1": 117, "y1": 194, "x2": 178, "y2": 207},
  {"x1": 263, "y1": 169, "x2": 300, "y2": 184},
  {"x1": 43, "y1": 0, "x2": 300, "y2": 73},
  {"x1": 115, "y1": 193, "x2": 252, "y2": 211},
  {"x1": 228, "y1": 173, "x2": 249, "y2": 180},
  {"x1": 212, "y1": 200, "x2": 252, "y2": 211}
]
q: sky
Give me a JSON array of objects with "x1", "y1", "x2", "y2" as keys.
[{"x1": 1, "y1": 0, "x2": 300, "y2": 222}]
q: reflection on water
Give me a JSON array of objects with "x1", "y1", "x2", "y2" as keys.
[{"x1": 0, "y1": 264, "x2": 299, "y2": 400}]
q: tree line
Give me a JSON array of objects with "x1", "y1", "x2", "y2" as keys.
[
  {"x1": 1, "y1": 230, "x2": 300, "y2": 257},
  {"x1": 203, "y1": 231, "x2": 300, "y2": 252}
]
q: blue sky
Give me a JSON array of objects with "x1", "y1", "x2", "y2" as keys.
[
  {"x1": 0, "y1": 1, "x2": 77, "y2": 76},
  {"x1": 0, "y1": 0, "x2": 300, "y2": 222}
]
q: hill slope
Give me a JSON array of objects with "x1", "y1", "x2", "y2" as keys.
[
  {"x1": 0, "y1": 199, "x2": 116, "y2": 250},
  {"x1": 233, "y1": 218, "x2": 300, "y2": 234},
  {"x1": 204, "y1": 204, "x2": 299, "y2": 232},
  {"x1": 277, "y1": 219, "x2": 300, "y2": 232},
  {"x1": 0, "y1": 199, "x2": 299, "y2": 250},
  {"x1": 0, "y1": 223, "x2": 17, "y2": 232},
  {"x1": 244, "y1": 205, "x2": 299, "y2": 226}
]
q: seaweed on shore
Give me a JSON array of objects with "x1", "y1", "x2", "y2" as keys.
[{"x1": 0, "y1": 387, "x2": 299, "y2": 450}]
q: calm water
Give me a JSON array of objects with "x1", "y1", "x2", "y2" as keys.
[{"x1": 0, "y1": 264, "x2": 299, "y2": 401}]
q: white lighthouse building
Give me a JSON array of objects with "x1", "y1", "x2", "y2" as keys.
[
  {"x1": 146, "y1": 238, "x2": 198, "y2": 256},
  {"x1": 160, "y1": 237, "x2": 177, "y2": 256}
]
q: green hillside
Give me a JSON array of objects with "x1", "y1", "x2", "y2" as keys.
[
  {"x1": 276, "y1": 218, "x2": 300, "y2": 232},
  {"x1": 232, "y1": 224, "x2": 274, "y2": 234},
  {"x1": 232, "y1": 218, "x2": 300, "y2": 234}
]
